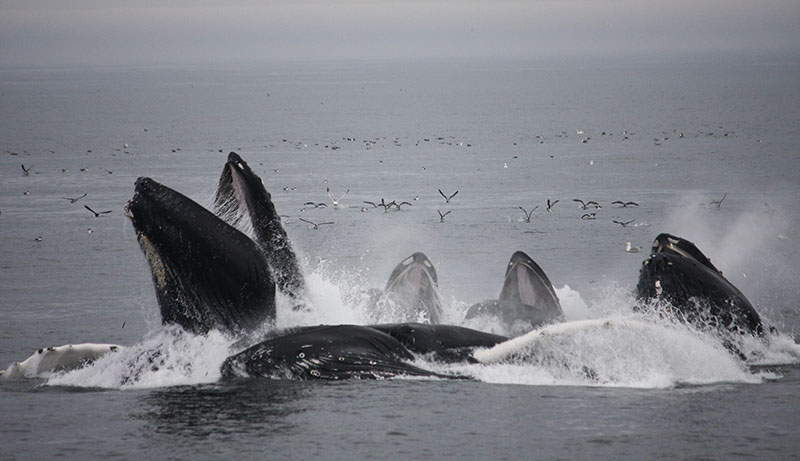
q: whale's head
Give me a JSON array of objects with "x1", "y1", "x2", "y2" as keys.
[
  {"x1": 499, "y1": 251, "x2": 561, "y2": 314},
  {"x1": 126, "y1": 177, "x2": 275, "y2": 336},
  {"x1": 636, "y1": 234, "x2": 763, "y2": 335},
  {"x1": 383, "y1": 252, "x2": 443, "y2": 324},
  {"x1": 213, "y1": 152, "x2": 305, "y2": 301},
  {"x1": 215, "y1": 151, "x2": 277, "y2": 230}
]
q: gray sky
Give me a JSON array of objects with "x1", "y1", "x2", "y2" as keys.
[{"x1": 1, "y1": 0, "x2": 798, "y2": 67}]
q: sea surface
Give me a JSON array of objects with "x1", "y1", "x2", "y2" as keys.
[{"x1": 1, "y1": 55, "x2": 799, "y2": 459}]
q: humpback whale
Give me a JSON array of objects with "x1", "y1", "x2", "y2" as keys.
[
  {"x1": 126, "y1": 176, "x2": 276, "y2": 335},
  {"x1": 635, "y1": 233, "x2": 764, "y2": 336},
  {"x1": 215, "y1": 152, "x2": 306, "y2": 305},
  {"x1": 1, "y1": 344, "x2": 123, "y2": 379},
  {"x1": 222, "y1": 324, "x2": 506, "y2": 380},
  {"x1": 466, "y1": 251, "x2": 564, "y2": 335},
  {"x1": 366, "y1": 252, "x2": 444, "y2": 324}
]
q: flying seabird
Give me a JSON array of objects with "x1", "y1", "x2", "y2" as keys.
[
  {"x1": 299, "y1": 218, "x2": 334, "y2": 230},
  {"x1": 613, "y1": 219, "x2": 635, "y2": 227},
  {"x1": 518, "y1": 206, "x2": 539, "y2": 223},
  {"x1": 21, "y1": 164, "x2": 33, "y2": 176},
  {"x1": 439, "y1": 189, "x2": 458, "y2": 203},
  {"x1": 710, "y1": 193, "x2": 727, "y2": 209},
  {"x1": 573, "y1": 199, "x2": 601, "y2": 210},
  {"x1": 327, "y1": 187, "x2": 349, "y2": 207},
  {"x1": 393, "y1": 201, "x2": 413, "y2": 210},
  {"x1": 84, "y1": 205, "x2": 112, "y2": 217},
  {"x1": 611, "y1": 201, "x2": 639, "y2": 207},
  {"x1": 546, "y1": 199, "x2": 559, "y2": 212},
  {"x1": 581, "y1": 213, "x2": 597, "y2": 220},
  {"x1": 303, "y1": 202, "x2": 327, "y2": 208},
  {"x1": 63, "y1": 193, "x2": 88, "y2": 204},
  {"x1": 437, "y1": 210, "x2": 452, "y2": 222}
]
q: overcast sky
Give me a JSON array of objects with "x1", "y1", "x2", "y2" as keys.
[{"x1": 1, "y1": 0, "x2": 798, "y2": 67}]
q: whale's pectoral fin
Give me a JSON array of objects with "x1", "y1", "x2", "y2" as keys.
[
  {"x1": 214, "y1": 152, "x2": 306, "y2": 303},
  {"x1": 127, "y1": 177, "x2": 276, "y2": 336},
  {"x1": 222, "y1": 325, "x2": 460, "y2": 380}
]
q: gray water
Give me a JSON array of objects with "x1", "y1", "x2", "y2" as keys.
[{"x1": 1, "y1": 55, "x2": 800, "y2": 459}]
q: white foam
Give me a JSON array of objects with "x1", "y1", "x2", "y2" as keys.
[
  {"x1": 469, "y1": 316, "x2": 767, "y2": 388},
  {"x1": 46, "y1": 327, "x2": 234, "y2": 390}
]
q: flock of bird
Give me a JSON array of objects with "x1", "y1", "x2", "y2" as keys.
[
  {"x1": 11, "y1": 164, "x2": 114, "y2": 241},
  {"x1": 290, "y1": 182, "x2": 729, "y2": 254},
  {"x1": 9, "y1": 151, "x2": 731, "y2": 254},
  {"x1": 295, "y1": 181, "x2": 654, "y2": 252}
]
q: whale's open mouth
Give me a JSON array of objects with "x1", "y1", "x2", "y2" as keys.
[
  {"x1": 383, "y1": 252, "x2": 443, "y2": 323},
  {"x1": 500, "y1": 251, "x2": 561, "y2": 311}
]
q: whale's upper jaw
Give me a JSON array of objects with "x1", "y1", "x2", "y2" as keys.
[{"x1": 650, "y1": 233, "x2": 720, "y2": 274}]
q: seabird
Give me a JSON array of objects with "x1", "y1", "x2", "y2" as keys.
[
  {"x1": 327, "y1": 187, "x2": 349, "y2": 207},
  {"x1": 611, "y1": 201, "x2": 639, "y2": 207},
  {"x1": 63, "y1": 193, "x2": 88, "y2": 204},
  {"x1": 625, "y1": 241, "x2": 641, "y2": 253},
  {"x1": 518, "y1": 206, "x2": 539, "y2": 223},
  {"x1": 581, "y1": 213, "x2": 596, "y2": 220},
  {"x1": 437, "y1": 210, "x2": 452, "y2": 223},
  {"x1": 710, "y1": 193, "x2": 727, "y2": 209},
  {"x1": 372, "y1": 198, "x2": 392, "y2": 212},
  {"x1": 572, "y1": 199, "x2": 601, "y2": 210},
  {"x1": 84, "y1": 205, "x2": 112, "y2": 217},
  {"x1": 299, "y1": 218, "x2": 334, "y2": 230},
  {"x1": 303, "y1": 202, "x2": 327, "y2": 208},
  {"x1": 393, "y1": 201, "x2": 413, "y2": 210},
  {"x1": 21, "y1": 164, "x2": 33, "y2": 176},
  {"x1": 439, "y1": 189, "x2": 459, "y2": 203},
  {"x1": 613, "y1": 219, "x2": 635, "y2": 227},
  {"x1": 546, "y1": 199, "x2": 559, "y2": 212}
]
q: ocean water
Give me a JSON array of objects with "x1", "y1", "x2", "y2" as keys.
[{"x1": 1, "y1": 55, "x2": 800, "y2": 459}]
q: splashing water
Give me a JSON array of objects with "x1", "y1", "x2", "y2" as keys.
[
  {"x1": 47, "y1": 327, "x2": 234, "y2": 390},
  {"x1": 467, "y1": 316, "x2": 768, "y2": 388},
  {"x1": 42, "y1": 261, "x2": 798, "y2": 390}
]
